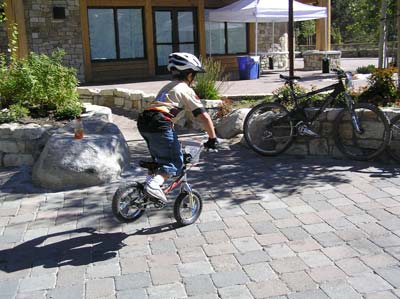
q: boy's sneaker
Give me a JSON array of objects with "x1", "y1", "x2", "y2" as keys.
[{"x1": 145, "y1": 178, "x2": 167, "y2": 204}]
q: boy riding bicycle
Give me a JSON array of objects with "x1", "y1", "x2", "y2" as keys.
[{"x1": 137, "y1": 52, "x2": 218, "y2": 204}]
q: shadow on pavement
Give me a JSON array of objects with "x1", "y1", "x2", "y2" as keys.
[
  {"x1": 0, "y1": 228, "x2": 129, "y2": 272},
  {"x1": 0, "y1": 223, "x2": 187, "y2": 273}
]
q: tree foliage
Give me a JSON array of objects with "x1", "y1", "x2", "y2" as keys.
[{"x1": 331, "y1": 0, "x2": 397, "y2": 44}]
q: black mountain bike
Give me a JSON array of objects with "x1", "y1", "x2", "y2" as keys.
[{"x1": 243, "y1": 69, "x2": 391, "y2": 161}]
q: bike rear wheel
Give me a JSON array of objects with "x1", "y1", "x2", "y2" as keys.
[
  {"x1": 388, "y1": 114, "x2": 400, "y2": 162},
  {"x1": 334, "y1": 103, "x2": 390, "y2": 161},
  {"x1": 243, "y1": 102, "x2": 294, "y2": 156},
  {"x1": 112, "y1": 183, "x2": 146, "y2": 223},
  {"x1": 173, "y1": 190, "x2": 202, "y2": 226}
]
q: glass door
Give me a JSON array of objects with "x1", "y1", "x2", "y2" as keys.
[{"x1": 154, "y1": 8, "x2": 198, "y2": 74}]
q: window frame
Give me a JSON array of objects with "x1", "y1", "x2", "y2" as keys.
[
  {"x1": 206, "y1": 22, "x2": 249, "y2": 56},
  {"x1": 87, "y1": 6, "x2": 146, "y2": 62}
]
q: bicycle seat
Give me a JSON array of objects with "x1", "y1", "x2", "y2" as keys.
[
  {"x1": 280, "y1": 74, "x2": 301, "y2": 81},
  {"x1": 139, "y1": 160, "x2": 160, "y2": 171}
]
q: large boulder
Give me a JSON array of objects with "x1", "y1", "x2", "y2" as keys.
[
  {"x1": 215, "y1": 108, "x2": 251, "y2": 139},
  {"x1": 32, "y1": 119, "x2": 130, "y2": 190}
]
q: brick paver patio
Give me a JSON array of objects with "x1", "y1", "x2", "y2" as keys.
[{"x1": 1, "y1": 112, "x2": 400, "y2": 299}]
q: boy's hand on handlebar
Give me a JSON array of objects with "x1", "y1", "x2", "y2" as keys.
[{"x1": 204, "y1": 138, "x2": 219, "y2": 151}]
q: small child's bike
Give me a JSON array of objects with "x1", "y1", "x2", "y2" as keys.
[{"x1": 112, "y1": 141, "x2": 203, "y2": 226}]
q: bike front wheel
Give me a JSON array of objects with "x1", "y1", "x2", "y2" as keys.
[
  {"x1": 334, "y1": 103, "x2": 390, "y2": 161},
  {"x1": 243, "y1": 102, "x2": 294, "y2": 156},
  {"x1": 112, "y1": 183, "x2": 146, "y2": 223},
  {"x1": 173, "y1": 190, "x2": 202, "y2": 226},
  {"x1": 388, "y1": 114, "x2": 400, "y2": 162}
]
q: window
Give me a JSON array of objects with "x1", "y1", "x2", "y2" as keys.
[
  {"x1": 88, "y1": 8, "x2": 145, "y2": 61},
  {"x1": 206, "y1": 22, "x2": 247, "y2": 55}
]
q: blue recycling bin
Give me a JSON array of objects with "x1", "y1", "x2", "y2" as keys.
[
  {"x1": 237, "y1": 55, "x2": 260, "y2": 80},
  {"x1": 248, "y1": 56, "x2": 260, "y2": 79},
  {"x1": 237, "y1": 56, "x2": 250, "y2": 80}
]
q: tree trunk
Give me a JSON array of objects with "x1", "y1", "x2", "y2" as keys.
[{"x1": 379, "y1": 0, "x2": 388, "y2": 68}]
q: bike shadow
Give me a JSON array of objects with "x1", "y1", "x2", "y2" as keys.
[
  {"x1": 0, "y1": 228, "x2": 128, "y2": 273},
  {"x1": 0, "y1": 224, "x2": 183, "y2": 273}
]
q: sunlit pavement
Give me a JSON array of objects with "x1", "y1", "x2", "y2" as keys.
[{"x1": 1, "y1": 110, "x2": 400, "y2": 299}]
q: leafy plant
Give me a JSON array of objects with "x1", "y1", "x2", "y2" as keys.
[
  {"x1": 358, "y1": 67, "x2": 398, "y2": 106},
  {"x1": 356, "y1": 64, "x2": 376, "y2": 74},
  {"x1": 0, "y1": 49, "x2": 82, "y2": 120},
  {"x1": 193, "y1": 57, "x2": 227, "y2": 100},
  {"x1": 271, "y1": 83, "x2": 326, "y2": 108},
  {"x1": 0, "y1": 104, "x2": 29, "y2": 124},
  {"x1": 215, "y1": 98, "x2": 233, "y2": 119}
]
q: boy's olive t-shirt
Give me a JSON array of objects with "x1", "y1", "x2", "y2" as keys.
[{"x1": 147, "y1": 81, "x2": 206, "y2": 124}]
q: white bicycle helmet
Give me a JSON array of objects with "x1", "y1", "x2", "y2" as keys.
[{"x1": 167, "y1": 52, "x2": 205, "y2": 73}]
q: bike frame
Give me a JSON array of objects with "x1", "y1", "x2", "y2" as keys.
[
  {"x1": 286, "y1": 75, "x2": 354, "y2": 125},
  {"x1": 163, "y1": 167, "x2": 192, "y2": 195}
]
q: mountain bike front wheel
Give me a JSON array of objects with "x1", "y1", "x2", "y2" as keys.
[
  {"x1": 388, "y1": 114, "x2": 400, "y2": 163},
  {"x1": 334, "y1": 103, "x2": 390, "y2": 161},
  {"x1": 243, "y1": 102, "x2": 294, "y2": 156},
  {"x1": 174, "y1": 190, "x2": 202, "y2": 226},
  {"x1": 112, "y1": 183, "x2": 146, "y2": 223}
]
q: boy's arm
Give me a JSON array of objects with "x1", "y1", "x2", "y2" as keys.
[{"x1": 196, "y1": 111, "x2": 216, "y2": 139}]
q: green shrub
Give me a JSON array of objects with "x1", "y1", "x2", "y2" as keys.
[
  {"x1": 193, "y1": 57, "x2": 227, "y2": 99},
  {"x1": 0, "y1": 104, "x2": 29, "y2": 124},
  {"x1": 271, "y1": 83, "x2": 327, "y2": 108},
  {"x1": 356, "y1": 64, "x2": 376, "y2": 74},
  {"x1": 358, "y1": 67, "x2": 398, "y2": 106},
  {"x1": 54, "y1": 100, "x2": 83, "y2": 120},
  {"x1": 0, "y1": 49, "x2": 82, "y2": 121}
]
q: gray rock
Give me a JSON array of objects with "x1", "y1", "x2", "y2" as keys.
[
  {"x1": 32, "y1": 119, "x2": 129, "y2": 190},
  {"x1": 215, "y1": 108, "x2": 250, "y2": 139}
]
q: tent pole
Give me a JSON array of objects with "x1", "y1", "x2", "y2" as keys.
[
  {"x1": 208, "y1": 21, "x2": 212, "y2": 57},
  {"x1": 288, "y1": 0, "x2": 294, "y2": 77},
  {"x1": 255, "y1": 1, "x2": 259, "y2": 56}
]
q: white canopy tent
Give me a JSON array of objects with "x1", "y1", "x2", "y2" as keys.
[{"x1": 206, "y1": 0, "x2": 328, "y2": 55}]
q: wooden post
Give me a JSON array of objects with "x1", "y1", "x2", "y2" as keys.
[
  {"x1": 4, "y1": 0, "x2": 28, "y2": 58},
  {"x1": 316, "y1": 0, "x2": 330, "y2": 51},
  {"x1": 80, "y1": 0, "x2": 92, "y2": 81},
  {"x1": 198, "y1": 0, "x2": 206, "y2": 58},
  {"x1": 145, "y1": 0, "x2": 155, "y2": 76},
  {"x1": 288, "y1": 0, "x2": 294, "y2": 77}
]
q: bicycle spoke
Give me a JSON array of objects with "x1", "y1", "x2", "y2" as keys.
[{"x1": 244, "y1": 102, "x2": 294, "y2": 156}]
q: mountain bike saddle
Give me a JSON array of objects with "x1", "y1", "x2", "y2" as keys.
[{"x1": 139, "y1": 161, "x2": 160, "y2": 171}]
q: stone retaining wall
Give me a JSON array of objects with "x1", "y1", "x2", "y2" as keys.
[
  {"x1": 78, "y1": 88, "x2": 154, "y2": 114},
  {"x1": 283, "y1": 108, "x2": 398, "y2": 160},
  {"x1": 0, "y1": 123, "x2": 55, "y2": 167}
]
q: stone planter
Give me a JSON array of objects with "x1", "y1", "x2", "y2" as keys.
[{"x1": 303, "y1": 50, "x2": 341, "y2": 71}]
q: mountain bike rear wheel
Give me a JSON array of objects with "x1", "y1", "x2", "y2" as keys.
[
  {"x1": 388, "y1": 114, "x2": 400, "y2": 163},
  {"x1": 243, "y1": 102, "x2": 294, "y2": 156},
  {"x1": 174, "y1": 190, "x2": 202, "y2": 226},
  {"x1": 112, "y1": 183, "x2": 146, "y2": 223},
  {"x1": 334, "y1": 103, "x2": 390, "y2": 161}
]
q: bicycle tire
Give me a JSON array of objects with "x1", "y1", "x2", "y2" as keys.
[
  {"x1": 388, "y1": 114, "x2": 400, "y2": 163},
  {"x1": 243, "y1": 102, "x2": 294, "y2": 156},
  {"x1": 112, "y1": 183, "x2": 146, "y2": 223},
  {"x1": 173, "y1": 190, "x2": 202, "y2": 226},
  {"x1": 334, "y1": 103, "x2": 390, "y2": 161}
]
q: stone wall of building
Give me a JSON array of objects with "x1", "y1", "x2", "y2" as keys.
[
  {"x1": 24, "y1": 0, "x2": 84, "y2": 80},
  {"x1": 0, "y1": 0, "x2": 8, "y2": 55},
  {"x1": 258, "y1": 23, "x2": 288, "y2": 53}
]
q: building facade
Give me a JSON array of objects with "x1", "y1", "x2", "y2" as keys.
[{"x1": 1, "y1": 0, "x2": 330, "y2": 83}]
